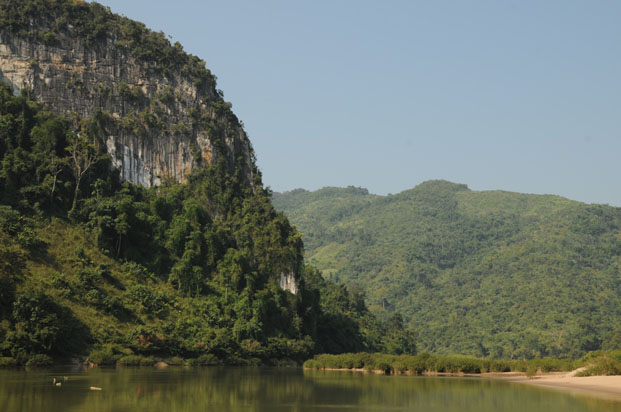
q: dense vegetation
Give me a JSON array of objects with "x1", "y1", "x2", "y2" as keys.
[
  {"x1": 0, "y1": 80, "x2": 416, "y2": 366},
  {"x1": 0, "y1": 82, "x2": 306, "y2": 365},
  {"x1": 304, "y1": 350, "x2": 621, "y2": 377},
  {"x1": 304, "y1": 352, "x2": 576, "y2": 375},
  {"x1": 0, "y1": 0, "x2": 417, "y2": 366},
  {"x1": 273, "y1": 182, "x2": 621, "y2": 359}
]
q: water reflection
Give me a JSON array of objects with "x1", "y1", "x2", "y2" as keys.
[{"x1": 0, "y1": 367, "x2": 618, "y2": 412}]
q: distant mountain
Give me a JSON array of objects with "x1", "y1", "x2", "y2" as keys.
[{"x1": 273, "y1": 181, "x2": 621, "y2": 358}]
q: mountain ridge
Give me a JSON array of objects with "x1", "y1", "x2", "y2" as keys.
[{"x1": 273, "y1": 180, "x2": 621, "y2": 358}]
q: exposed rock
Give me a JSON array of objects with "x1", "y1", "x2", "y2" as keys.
[
  {"x1": 154, "y1": 361, "x2": 169, "y2": 369},
  {"x1": 0, "y1": 30, "x2": 254, "y2": 187},
  {"x1": 279, "y1": 272, "x2": 298, "y2": 295}
]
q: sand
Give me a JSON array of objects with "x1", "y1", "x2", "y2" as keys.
[
  {"x1": 309, "y1": 367, "x2": 621, "y2": 400},
  {"x1": 488, "y1": 369, "x2": 621, "y2": 401}
]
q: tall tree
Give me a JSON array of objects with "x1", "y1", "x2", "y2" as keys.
[{"x1": 66, "y1": 131, "x2": 98, "y2": 213}]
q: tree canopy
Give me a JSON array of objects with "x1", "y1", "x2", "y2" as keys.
[{"x1": 273, "y1": 182, "x2": 621, "y2": 359}]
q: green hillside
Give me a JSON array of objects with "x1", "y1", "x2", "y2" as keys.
[
  {"x1": 0, "y1": 0, "x2": 414, "y2": 367},
  {"x1": 273, "y1": 181, "x2": 621, "y2": 359}
]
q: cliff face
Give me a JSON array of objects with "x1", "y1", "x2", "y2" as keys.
[
  {"x1": 0, "y1": 29, "x2": 253, "y2": 187},
  {"x1": 0, "y1": 1, "x2": 300, "y2": 295}
]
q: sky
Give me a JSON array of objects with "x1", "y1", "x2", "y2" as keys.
[{"x1": 95, "y1": 0, "x2": 621, "y2": 206}]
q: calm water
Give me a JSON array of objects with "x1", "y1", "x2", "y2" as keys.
[{"x1": 0, "y1": 367, "x2": 620, "y2": 412}]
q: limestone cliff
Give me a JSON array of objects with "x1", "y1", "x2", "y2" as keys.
[
  {"x1": 0, "y1": 0, "x2": 299, "y2": 294},
  {"x1": 0, "y1": 3, "x2": 255, "y2": 188}
]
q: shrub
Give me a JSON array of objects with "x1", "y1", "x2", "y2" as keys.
[
  {"x1": 49, "y1": 272, "x2": 73, "y2": 297},
  {"x1": 525, "y1": 364, "x2": 538, "y2": 379},
  {"x1": 88, "y1": 345, "x2": 124, "y2": 366},
  {"x1": 195, "y1": 354, "x2": 221, "y2": 366},
  {"x1": 117, "y1": 355, "x2": 143, "y2": 366},
  {"x1": 84, "y1": 288, "x2": 105, "y2": 307},
  {"x1": 375, "y1": 362, "x2": 391, "y2": 374},
  {"x1": 392, "y1": 361, "x2": 407, "y2": 373},
  {"x1": 25, "y1": 354, "x2": 53, "y2": 368},
  {"x1": 116, "y1": 355, "x2": 156, "y2": 367},
  {"x1": 102, "y1": 296, "x2": 130, "y2": 319},
  {"x1": 125, "y1": 284, "x2": 168, "y2": 317},
  {"x1": 404, "y1": 356, "x2": 426, "y2": 374},
  {"x1": 489, "y1": 360, "x2": 511, "y2": 372},
  {"x1": 577, "y1": 354, "x2": 621, "y2": 376},
  {"x1": 139, "y1": 356, "x2": 156, "y2": 366},
  {"x1": 165, "y1": 356, "x2": 185, "y2": 366},
  {"x1": 0, "y1": 357, "x2": 18, "y2": 367}
]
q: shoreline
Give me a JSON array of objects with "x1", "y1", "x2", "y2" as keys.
[
  {"x1": 495, "y1": 372, "x2": 621, "y2": 401},
  {"x1": 306, "y1": 367, "x2": 621, "y2": 400}
]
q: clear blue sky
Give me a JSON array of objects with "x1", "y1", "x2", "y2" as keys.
[{"x1": 96, "y1": 0, "x2": 621, "y2": 206}]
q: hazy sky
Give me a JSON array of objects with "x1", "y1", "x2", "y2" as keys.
[{"x1": 96, "y1": 0, "x2": 621, "y2": 206}]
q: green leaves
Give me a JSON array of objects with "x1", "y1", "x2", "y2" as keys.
[{"x1": 275, "y1": 182, "x2": 621, "y2": 358}]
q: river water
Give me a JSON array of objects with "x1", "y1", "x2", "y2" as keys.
[{"x1": 0, "y1": 367, "x2": 619, "y2": 412}]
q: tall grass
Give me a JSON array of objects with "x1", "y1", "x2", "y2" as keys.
[
  {"x1": 576, "y1": 350, "x2": 621, "y2": 376},
  {"x1": 303, "y1": 353, "x2": 578, "y2": 375}
]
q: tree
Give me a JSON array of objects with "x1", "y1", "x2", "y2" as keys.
[
  {"x1": 0, "y1": 241, "x2": 25, "y2": 317},
  {"x1": 66, "y1": 130, "x2": 99, "y2": 213}
]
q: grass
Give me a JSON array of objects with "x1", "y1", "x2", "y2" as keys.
[
  {"x1": 576, "y1": 351, "x2": 621, "y2": 376},
  {"x1": 303, "y1": 353, "x2": 579, "y2": 375}
]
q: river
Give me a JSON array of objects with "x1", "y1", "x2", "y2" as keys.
[{"x1": 0, "y1": 367, "x2": 619, "y2": 411}]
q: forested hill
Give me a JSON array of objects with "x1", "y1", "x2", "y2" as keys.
[
  {"x1": 273, "y1": 181, "x2": 621, "y2": 359},
  {"x1": 0, "y1": 0, "x2": 412, "y2": 367}
]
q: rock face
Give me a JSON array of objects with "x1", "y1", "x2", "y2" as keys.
[
  {"x1": 0, "y1": 30, "x2": 254, "y2": 187},
  {"x1": 278, "y1": 273, "x2": 299, "y2": 295},
  {"x1": 0, "y1": 2, "x2": 298, "y2": 293}
]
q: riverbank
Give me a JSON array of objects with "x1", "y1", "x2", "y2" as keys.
[
  {"x1": 497, "y1": 370, "x2": 621, "y2": 400},
  {"x1": 308, "y1": 367, "x2": 621, "y2": 400},
  {"x1": 304, "y1": 352, "x2": 621, "y2": 401}
]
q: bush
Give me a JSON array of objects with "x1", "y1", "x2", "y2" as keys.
[
  {"x1": 525, "y1": 364, "x2": 538, "y2": 379},
  {"x1": 302, "y1": 352, "x2": 578, "y2": 376},
  {"x1": 164, "y1": 356, "x2": 185, "y2": 366},
  {"x1": 125, "y1": 284, "x2": 168, "y2": 317},
  {"x1": 404, "y1": 356, "x2": 426, "y2": 374},
  {"x1": 49, "y1": 272, "x2": 73, "y2": 297},
  {"x1": 375, "y1": 362, "x2": 392, "y2": 374},
  {"x1": 117, "y1": 355, "x2": 143, "y2": 366},
  {"x1": 195, "y1": 354, "x2": 222, "y2": 366},
  {"x1": 489, "y1": 360, "x2": 511, "y2": 372},
  {"x1": 117, "y1": 355, "x2": 156, "y2": 367},
  {"x1": 0, "y1": 357, "x2": 18, "y2": 367},
  {"x1": 577, "y1": 354, "x2": 621, "y2": 376},
  {"x1": 25, "y1": 354, "x2": 53, "y2": 368},
  {"x1": 139, "y1": 356, "x2": 156, "y2": 366},
  {"x1": 88, "y1": 346, "x2": 122, "y2": 366}
]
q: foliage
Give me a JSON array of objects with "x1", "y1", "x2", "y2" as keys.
[
  {"x1": 576, "y1": 351, "x2": 621, "y2": 376},
  {"x1": 0, "y1": 83, "x2": 385, "y2": 365},
  {"x1": 0, "y1": 356, "x2": 17, "y2": 367},
  {"x1": 301, "y1": 266, "x2": 416, "y2": 355},
  {"x1": 24, "y1": 354, "x2": 53, "y2": 368},
  {"x1": 303, "y1": 352, "x2": 578, "y2": 375},
  {"x1": 274, "y1": 182, "x2": 621, "y2": 359},
  {"x1": 0, "y1": 1, "x2": 404, "y2": 366}
]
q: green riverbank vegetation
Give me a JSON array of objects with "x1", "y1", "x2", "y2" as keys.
[{"x1": 304, "y1": 351, "x2": 621, "y2": 376}]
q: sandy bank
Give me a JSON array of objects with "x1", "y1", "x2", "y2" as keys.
[
  {"x1": 308, "y1": 367, "x2": 621, "y2": 400},
  {"x1": 489, "y1": 370, "x2": 621, "y2": 400}
]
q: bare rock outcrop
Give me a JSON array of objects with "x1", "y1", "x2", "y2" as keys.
[{"x1": 0, "y1": 29, "x2": 254, "y2": 187}]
